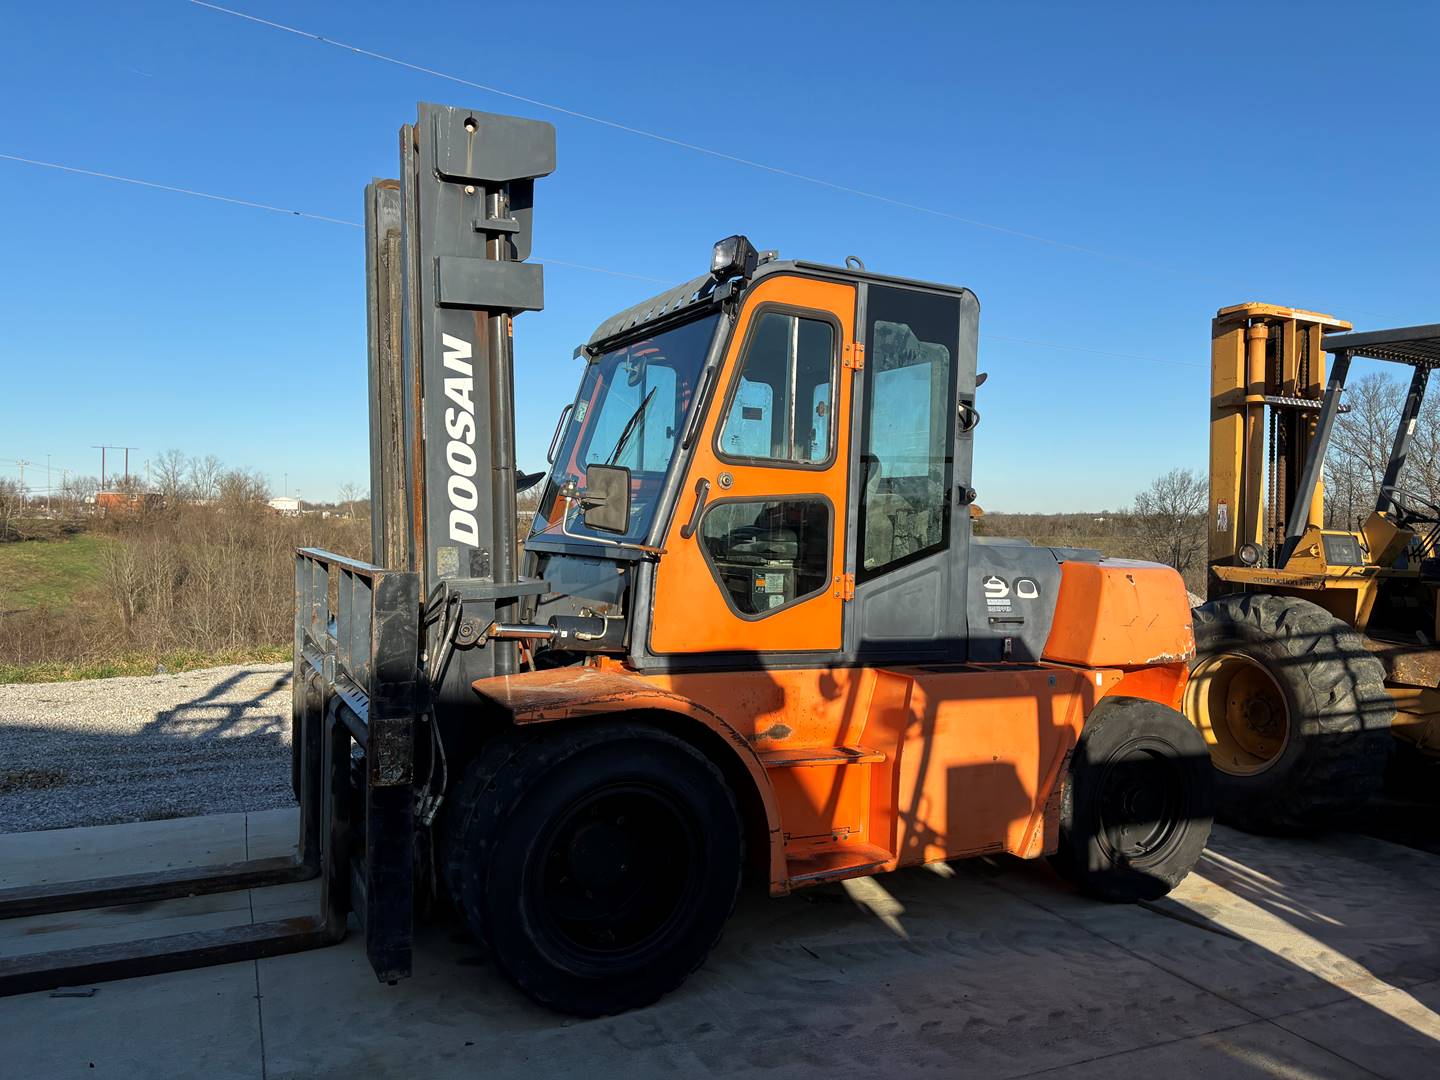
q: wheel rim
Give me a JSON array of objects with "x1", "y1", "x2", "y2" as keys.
[
  {"x1": 1096, "y1": 742, "x2": 1185, "y2": 865},
  {"x1": 529, "y1": 782, "x2": 703, "y2": 966},
  {"x1": 1185, "y1": 651, "x2": 1291, "y2": 775}
]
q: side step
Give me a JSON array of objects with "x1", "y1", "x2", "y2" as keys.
[
  {"x1": 786, "y1": 842, "x2": 893, "y2": 887},
  {"x1": 758, "y1": 746, "x2": 885, "y2": 768}
]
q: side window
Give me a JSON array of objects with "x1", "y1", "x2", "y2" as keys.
[
  {"x1": 700, "y1": 498, "x2": 831, "y2": 617},
  {"x1": 718, "y1": 311, "x2": 836, "y2": 465},
  {"x1": 858, "y1": 287, "x2": 960, "y2": 579}
]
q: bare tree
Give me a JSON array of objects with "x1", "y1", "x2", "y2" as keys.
[
  {"x1": 217, "y1": 468, "x2": 270, "y2": 506},
  {"x1": 1405, "y1": 390, "x2": 1440, "y2": 508},
  {"x1": 0, "y1": 478, "x2": 24, "y2": 541},
  {"x1": 1324, "y1": 371, "x2": 1402, "y2": 528},
  {"x1": 1131, "y1": 467, "x2": 1208, "y2": 588},
  {"x1": 516, "y1": 482, "x2": 543, "y2": 537},
  {"x1": 153, "y1": 449, "x2": 190, "y2": 501},
  {"x1": 187, "y1": 454, "x2": 223, "y2": 502},
  {"x1": 59, "y1": 474, "x2": 99, "y2": 517},
  {"x1": 338, "y1": 482, "x2": 362, "y2": 521}
]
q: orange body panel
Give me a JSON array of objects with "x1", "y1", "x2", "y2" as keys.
[
  {"x1": 474, "y1": 660, "x2": 1135, "y2": 893},
  {"x1": 1042, "y1": 560, "x2": 1196, "y2": 668},
  {"x1": 648, "y1": 274, "x2": 857, "y2": 654}
]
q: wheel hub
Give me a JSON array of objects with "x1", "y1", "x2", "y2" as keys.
[
  {"x1": 1097, "y1": 746, "x2": 1183, "y2": 863},
  {"x1": 534, "y1": 783, "x2": 700, "y2": 961},
  {"x1": 1185, "y1": 651, "x2": 1291, "y2": 776}
]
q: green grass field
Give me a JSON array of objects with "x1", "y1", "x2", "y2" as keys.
[
  {"x1": 0, "y1": 533, "x2": 111, "y2": 611},
  {"x1": 0, "y1": 645, "x2": 290, "y2": 685}
]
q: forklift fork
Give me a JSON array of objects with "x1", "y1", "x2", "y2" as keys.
[{"x1": 0, "y1": 550, "x2": 421, "y2": 997}]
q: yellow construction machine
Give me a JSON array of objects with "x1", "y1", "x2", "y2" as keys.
[{"x1": 1187, "y1": 302, "x2": 1440, "y2": 830}]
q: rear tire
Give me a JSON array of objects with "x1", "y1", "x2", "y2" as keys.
[
  {"x1": 447, "y1": 722, "x2": 743, "y2": 1016},
  {"x1": 1187, "y1": 594, "x2": 1393, "y2": 832},
  {"x1": 1049, "y1": 696, "x2": 1214, "y2": 902}
]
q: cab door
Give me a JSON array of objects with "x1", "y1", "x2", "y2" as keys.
[{"x1": 650, "y1": 274, "x2": 857, "y2": 655}]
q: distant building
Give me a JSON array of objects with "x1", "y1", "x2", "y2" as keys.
[
  {"x1": 268, "y1": 496, "x2": 302, "y2": 516},
  {"x1": 96, "y1": 490, "x2": 163, "y2": 514}
]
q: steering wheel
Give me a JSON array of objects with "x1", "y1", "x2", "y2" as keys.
[
  {"x1": 1383, "y1": 486, "x2": 1440, "y2": 528},
  {"x1": 1382, "y1": 487, "x2": 1440, "y2": 558}
]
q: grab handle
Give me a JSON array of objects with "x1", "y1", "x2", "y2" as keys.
[{"x1": 679, "y1": 478, "x2": 711, "y2": 539}]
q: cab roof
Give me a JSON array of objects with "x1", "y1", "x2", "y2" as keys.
[{"x1": 583, "y1": 258, "x2": 975, "y2": 352}]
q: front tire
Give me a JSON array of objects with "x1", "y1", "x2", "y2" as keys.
[
  {"x1": 448, "y1": 723, "x2": 743, "y2": 1016},
  {"x1": 1049, "y1": 696, "x2": 1214, "y2": 902}
]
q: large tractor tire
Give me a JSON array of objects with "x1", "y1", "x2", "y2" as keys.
[
  {"x1": 443, "y1": 722, "x2": 743, "y2": 1016},
  {"x1": 1186, "y1": 594, "x2": 1394, "y2": 832},
  {"x1": 1049, "y1": 696, "x2": 1214, "y2": 902}
]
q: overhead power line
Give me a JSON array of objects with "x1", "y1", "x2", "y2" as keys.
[
  {"x1": 0, "y1": 153, "x2": 670, "y2": 283},
  {"x1": 0, "y1": 153, "x2": 359, "y2": 226},
  {"x1": 1, "y1": 152, "x2": 1195, "y2": 370},
  {"x1": 185, "y1": 0, "x2": 1270, "y2": 290}
]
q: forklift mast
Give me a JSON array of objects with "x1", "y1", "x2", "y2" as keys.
[
  {"x1": 366, "y1": 105, "x2": 556, "y2": 705},
  {"x1": 1207, "y1": 302, "x2": 1352, "y2": 582}
]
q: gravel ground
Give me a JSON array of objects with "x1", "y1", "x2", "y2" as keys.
[{"x1": 0, "y1": 663, "x2": 294, "y2": 833}]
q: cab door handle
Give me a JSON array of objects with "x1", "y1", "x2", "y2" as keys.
[{"x1": 679, "y1": 478, "x2": 711, "y2": 539}]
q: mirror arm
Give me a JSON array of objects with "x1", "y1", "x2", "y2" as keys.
[{"x1": 557, "y1": 493, "x2": 666, "y2": 556}]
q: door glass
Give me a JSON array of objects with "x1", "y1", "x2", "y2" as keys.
[
  {"x1": 719, "y1": 312, "x2": 836, "y2": 465},
  {"x1": 700, "y1": 498, "x2": 831, "y2": 616},
  {"x1": 859, "y1": 287, "x2": 959, "y2": 578}
]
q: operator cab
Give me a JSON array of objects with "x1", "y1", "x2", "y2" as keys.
[{"x1": 520, "y1": 235, "x2": 1088, "y2": 670}]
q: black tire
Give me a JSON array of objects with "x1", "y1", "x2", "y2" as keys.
[
  {"x1": 437, "y1": 727, "x2": 534, "y2": 940},
  {"x1": 447, "y1": 722, "x2": 743, "y2": 1016},
  {"x1": 1188, "y1": 594, "x2": 1394, "y2": 832},
  {"x1": 1049, "y1": 696, "x2": 1214, "y2": 903}
]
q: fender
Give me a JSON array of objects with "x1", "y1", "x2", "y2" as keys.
[
  {"x1": 1044, "y1": 559, "x2": 1196, "y2": 670},
  {"x1": 470, "y1": 665, "x2": 789, "y2": 890}
]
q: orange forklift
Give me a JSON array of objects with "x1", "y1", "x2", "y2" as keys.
[{"x1": 0, "y1": 104, "x2": 1214, "y2": 1015}]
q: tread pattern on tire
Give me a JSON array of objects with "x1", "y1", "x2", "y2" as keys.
[
  {"x1": 1190, "y1": 593, "x2": 1394, "y2": 831},
  {"x1": 442, "y1": 721, "x2": 743, "y2": 1015}
]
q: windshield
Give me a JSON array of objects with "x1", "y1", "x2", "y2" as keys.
[{"x1": 531, "y1": 313, "x2": 720, "y2": 544}]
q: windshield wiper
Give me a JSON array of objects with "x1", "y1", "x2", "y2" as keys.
[{"x1": 606, "y1": 388, "x2": 656, "y2": 466}]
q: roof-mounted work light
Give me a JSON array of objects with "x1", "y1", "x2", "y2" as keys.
[{"x1": 710, "y1": 234, "x2": 759, "y2": 282}]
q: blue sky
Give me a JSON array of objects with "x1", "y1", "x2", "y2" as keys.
[{"x1": 2, "y1": 1, "x2": 1436, "y2": 510}]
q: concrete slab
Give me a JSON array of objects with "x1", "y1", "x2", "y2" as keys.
[
  {"x1": 244, "y1": 806, "x2": 299, "y2": 860},
  {"x1": 1042, "y1": 1017, "x2": 1375, "y2": 1079},
  {"x1": 252, "y1": 864, "x2": 1258, "y2": 1080},
  {"x1": 1270, "y1": 978, "x2": 1440, "y2": 1080},
  {"x1": 992, "y1": 825, "x2": 1440, "y2": 1019},
  {"x1": 1, "y1": 891, "x2": 254, "y2": 959},
  {"x1": 0, "y1": 812, "x2": 248, "y2": 888},
  {"x1": 0, "y1": 960, "x2": 262, "y2": 1080},
  {"x1": 2, "y1": 810, "x2": 1438, "y2": 1079}
]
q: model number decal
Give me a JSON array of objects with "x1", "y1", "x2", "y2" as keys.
[{"x1": 982, "y1": 575, "x2": 1039, "y2": 615}]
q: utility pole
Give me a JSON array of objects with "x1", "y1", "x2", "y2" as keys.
[
  {"x1": 14, "y1": 459, "x2": 33, "y2": 505},
  {"x1": 92, "y1": 445, "x2": 138, "y2": 490},
  {"x1": 45, "y1": 454, "x2": 51, "y2": 512}
]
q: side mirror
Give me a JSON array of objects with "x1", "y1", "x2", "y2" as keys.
[{"x1": 582, "y1": 464, "x2": 631, "y2": 534}]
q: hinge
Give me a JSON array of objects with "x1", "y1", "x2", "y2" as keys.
[
  {"x1": 843, "y1": 343, "x2": 865, "y2": 370},
  {"x1": 836, "y1": 572, "x2": 856, "y2": 601}
]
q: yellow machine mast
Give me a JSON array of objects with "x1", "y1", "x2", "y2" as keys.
[{"x1": 1208, "y1": 302, "x2": 1352, "y2": 579}]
